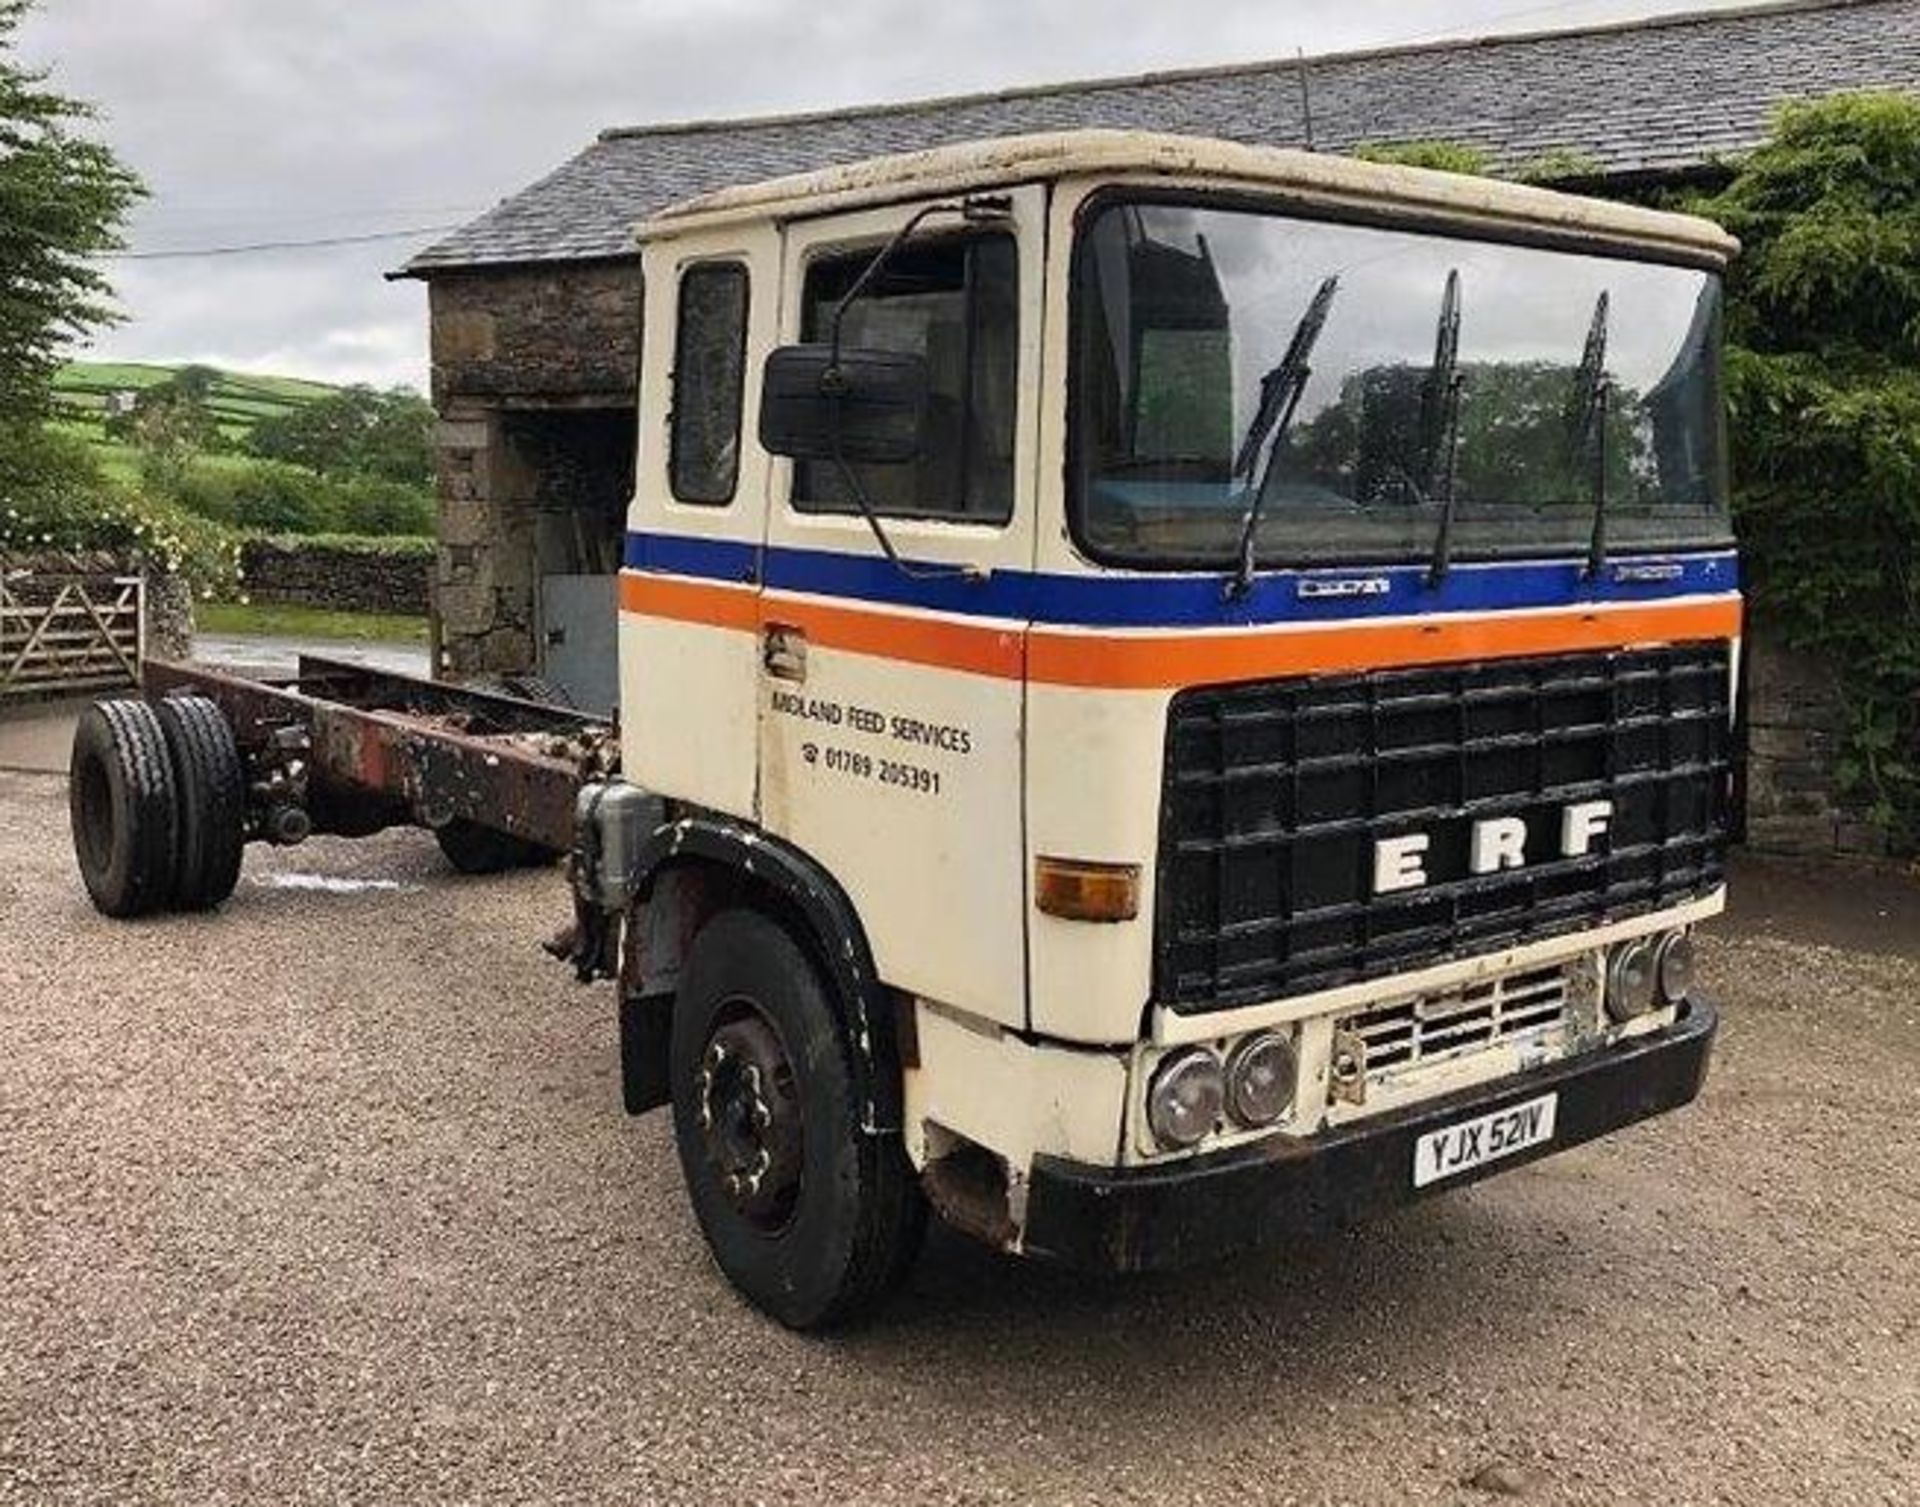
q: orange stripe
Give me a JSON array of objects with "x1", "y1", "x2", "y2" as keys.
[
  {"x1": 763, "y1": 596, "x2": 1025, "y2": 680},
  {"x1": 620, "y1": 572, "x2": 759, "y2": 631},
  {"x1": 620, "y1": 570, "x2": 1741, "y2": 689},
  {"x1": 620, "y1": 571, "x2": 1025, "y2": 678},
  {"x1": 1029, "y1": 598, "x2": 1743, "y2": 689}
]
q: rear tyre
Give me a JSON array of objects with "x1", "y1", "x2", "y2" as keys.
[
  {"x1": 669, "y1": 908, "x2": 926, "y2": 1330},
  {"x1": 68, "y1": 699, "x2": 179, "y2": 918},
  {"x1": 154, "y1": 695, "x2": 247, "y2": 910},
  {"x1": 434, "y1": 817, "x2": 554, "y2": 874}
]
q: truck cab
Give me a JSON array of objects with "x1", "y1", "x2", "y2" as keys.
[{"x1": 592, "y1": 131, "x2": 1738, "y2": 1327}]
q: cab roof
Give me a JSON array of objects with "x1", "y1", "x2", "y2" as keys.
[{"x1": 638, "y1": 129, "x2": 1737, "y2": 265}]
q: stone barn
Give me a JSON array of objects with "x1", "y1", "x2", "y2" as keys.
[{"x1": 393, "y1": 0, "x2": 1918, "y2": 850}]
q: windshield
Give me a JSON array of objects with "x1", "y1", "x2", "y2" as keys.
[{"x1": 1070, "y1": 198, "x2": 1730, "y2": 569}]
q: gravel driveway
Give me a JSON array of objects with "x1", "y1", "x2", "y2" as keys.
[{"x1": 1, "y1": 767, "x2": 1915, "y2": 1505}]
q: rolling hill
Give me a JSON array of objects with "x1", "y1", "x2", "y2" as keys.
[{"x1": 51, "y1": 361, "x2": 341, "y2": 448}]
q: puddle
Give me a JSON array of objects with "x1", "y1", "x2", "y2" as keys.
[{"x1": 251, "y1": 873, "x2": 421, "y2": 895}]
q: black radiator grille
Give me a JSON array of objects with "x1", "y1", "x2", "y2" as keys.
[{"x1": 1156, "y1": 642, "x2": 1731, "y2": 1012}]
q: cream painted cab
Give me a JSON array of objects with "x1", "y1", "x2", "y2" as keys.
[{"x1": 598, "y1": 132, "x2": 1740, "y2": 1326}]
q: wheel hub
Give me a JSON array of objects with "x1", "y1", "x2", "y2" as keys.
[{"x1": 697, "y1": 1007, "x2": 802, "y2": 1230}]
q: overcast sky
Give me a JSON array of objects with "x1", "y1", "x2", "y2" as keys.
[{"x1": 20, "y1": 0, "x2": 1755, "y2": 394}]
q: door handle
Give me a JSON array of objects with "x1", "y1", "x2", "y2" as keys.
[{"x1": 763, "y1": 623, "x2": 808, "y2": 683}]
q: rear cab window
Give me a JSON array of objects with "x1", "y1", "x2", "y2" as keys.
[{"x1": 670, "y1": 261, "x2": 750, "y2": 505}]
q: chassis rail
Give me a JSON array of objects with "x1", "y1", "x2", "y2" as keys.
[{"x1": 143, "y1": 655, "x2": 616, "y2": 852}]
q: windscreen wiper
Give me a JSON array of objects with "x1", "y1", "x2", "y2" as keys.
[
  {"x1": 1421, "y1": 269, "x2": 1467, "y2": 587},
  {"x1": 1226, "y1": 275, "x2": 1340, "y2": 598},
  {"x1": 1567, "y1": 291, "x2": 1612, "y2": 580}
]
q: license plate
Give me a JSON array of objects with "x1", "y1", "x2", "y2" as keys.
[{"x1": 1412, "y1": 1092, "x2": 1558, "y2": 1189}]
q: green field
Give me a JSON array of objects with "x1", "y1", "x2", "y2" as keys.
[
  {"x1": 195, "y1": 601, "x2": 429, "y2": 645},
  {"x1": 51, "y1": 360, "x2": 340, "y2": 449}
]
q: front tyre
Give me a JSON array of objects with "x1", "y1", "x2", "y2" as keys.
[{"x1": 669, "y1": 908, "x2": 925, "y2": 1330}]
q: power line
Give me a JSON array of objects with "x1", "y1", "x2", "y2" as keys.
[
  {"x1": 103, "y1": 224, "x2": 462, "y2": 260},
  {"x1": 141, "y1": 201, "x2": 487, "y2": 222}
]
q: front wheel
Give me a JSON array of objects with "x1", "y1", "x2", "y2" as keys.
[{"x1": 669, "y1": 908, "x2": 925, "y2": 1329}]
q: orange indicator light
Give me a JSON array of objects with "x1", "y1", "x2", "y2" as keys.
[{"x1": 1035, "y1": 858, "x2": 1141, "y2": 923}]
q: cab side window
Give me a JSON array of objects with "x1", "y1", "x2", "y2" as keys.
[
  {"x1": 670, "y1": 261, "x2": 750, "y2": 505},
  {"x1": 794, "y1": 233, "x2": 1017, "y2": 524}
]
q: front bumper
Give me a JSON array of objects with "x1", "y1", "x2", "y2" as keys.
[{"x1": 1022, "y1": 998, "x2": 1717, "y2": 1273}]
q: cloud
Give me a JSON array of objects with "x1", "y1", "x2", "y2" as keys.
[{"x1": 18, "y1": 0, "x2": 1755, "y2": 392}]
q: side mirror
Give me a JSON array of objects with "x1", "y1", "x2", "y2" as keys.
[{"x1": 758, "y1": 344, "x2": 928, "y2": 465}]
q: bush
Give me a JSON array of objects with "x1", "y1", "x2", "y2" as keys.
[
  {"x1": 230, "y1": 461, "x2": 331, "y2": 534},
  {"x1": 148, "y1": 455, "x2": 433, "y2": 539},
  {"x1": 0, "y1": 423, "x2": 240, "y2": 595},
  {"x1": 331, "y1": 477, "x2": 433, "y2": 537},
  {"x1": 0, "y1": 420, "x2": 100, "y2": 508},
  {"x1": 166, "y1": 462, "x2": 243, "y2": 527},
  {"x1": 1352, "y1": 140, "x2": 1494, "y2": 175},
  {"x1": 152, "y1": 458, "x2": 432, "y2": 541},
  {"x1": 1695, "y1": 93, "x2": 1920, "y2": 842}
]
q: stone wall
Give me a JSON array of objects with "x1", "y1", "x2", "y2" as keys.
[
  {"x1": 145, "y1": 569, "x2": 194, "y2": 660},
  {"x1": 433, "y1": 409, "x2": 540, "y2": 676},
  {"x1": 1742, "y1": 628, "x2": 1898, "y2": 859},
  {"x1": 427, "y1": 263, "x2": 642, "y2": 408},
  {"x1": 238, "y1": 539, "x2": 431, "y2": 616}
]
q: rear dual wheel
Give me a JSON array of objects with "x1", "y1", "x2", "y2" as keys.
[
  {"x1": 154, "y1": 696, "x2": 246, "y2": 910},
  {"x1": 69, "y1": 694, "x2": 246, "y2": 918},
  {"x1": 434, "y1": 817, "x2": 557, "y2": 874},
  {"x1": 69, "y1": 700, "x2": 178, "y2": 918}
]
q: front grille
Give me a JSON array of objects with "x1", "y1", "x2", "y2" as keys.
[
  {"x1": 1156, "y1": 641, "x2": 1730, "y2": 1011},
  {"x1": 1336, "y1": 963, "x2": 1574, "y2": 1081}
]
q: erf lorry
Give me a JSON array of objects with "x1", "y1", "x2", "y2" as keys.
[{"x1": 67, "y1": 133, "x2": 1739, "y2": 1328}]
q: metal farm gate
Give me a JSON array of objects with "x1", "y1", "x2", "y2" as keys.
[{"x1": 0, "y1": 568, "x2": 144, "y2": 700}]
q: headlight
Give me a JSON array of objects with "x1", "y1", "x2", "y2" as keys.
[
  {"x1": 1147, "y1": 1048, "x2": 1224, "y2": 1149},
  {"x1": 1605, "y1": 937, "x2": 1658, "y2": 1022},
  {"x1": 1654, "y1": 929, "x2": 1696, "y2": 1004},
  {"x1": 1225, "y1": 1032, "x2": 1297, "y2": 1127}
]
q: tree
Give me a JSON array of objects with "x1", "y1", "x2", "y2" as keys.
[
  {"x1": 104, "y1": 365, "x2": 221, "y2": 448},
  {"x1": 0, "y1": 0, "x2": 144, "y2": 436},
  {"x1": 1696, "y1": 93, "x2": 1920, "y2": 838},
  {"x1": 247, "y1": 383, "x2": 434, "y2": 485},
  {"x1": 130, "y1": 387, "x2": 220, "y2": 495}
]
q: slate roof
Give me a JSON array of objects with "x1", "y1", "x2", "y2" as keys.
[{"x1": 401, "y1": 0, "x2": 1920, "y2": 276}]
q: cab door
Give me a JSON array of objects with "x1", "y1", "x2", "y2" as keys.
[
  {"x1": 756, "y1": 187, "x2": 1045, "y2": 1029},
  {"x1": 624, "y1": 225, "x2": 781, "y2": 818}
]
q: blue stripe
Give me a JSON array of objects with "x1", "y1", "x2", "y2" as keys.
[
  {"x1": 626, "y1": 531, "x2": 760, "y2": 584},
  {"x1": 621, "y1": 531, "x2": 1738, "y2": 629}
]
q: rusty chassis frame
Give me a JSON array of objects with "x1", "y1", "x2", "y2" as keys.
[{"x1": 142, "y1": 655, "x2": 615, "y2": 852}]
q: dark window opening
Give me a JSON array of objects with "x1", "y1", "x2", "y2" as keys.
[
  {"x1": 508, "y1": 406, "x2": 638, "y2": 577},
  {"x1": 670, "y1": 261, "x2": 749, "y2": 505},
  {"x1": 794, "y1": 232, "x2": 1017, "y2": 525}
]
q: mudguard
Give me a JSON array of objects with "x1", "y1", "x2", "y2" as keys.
[{"x1": 631, "y1": 812, "x2": 904, "y2": 1134}]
